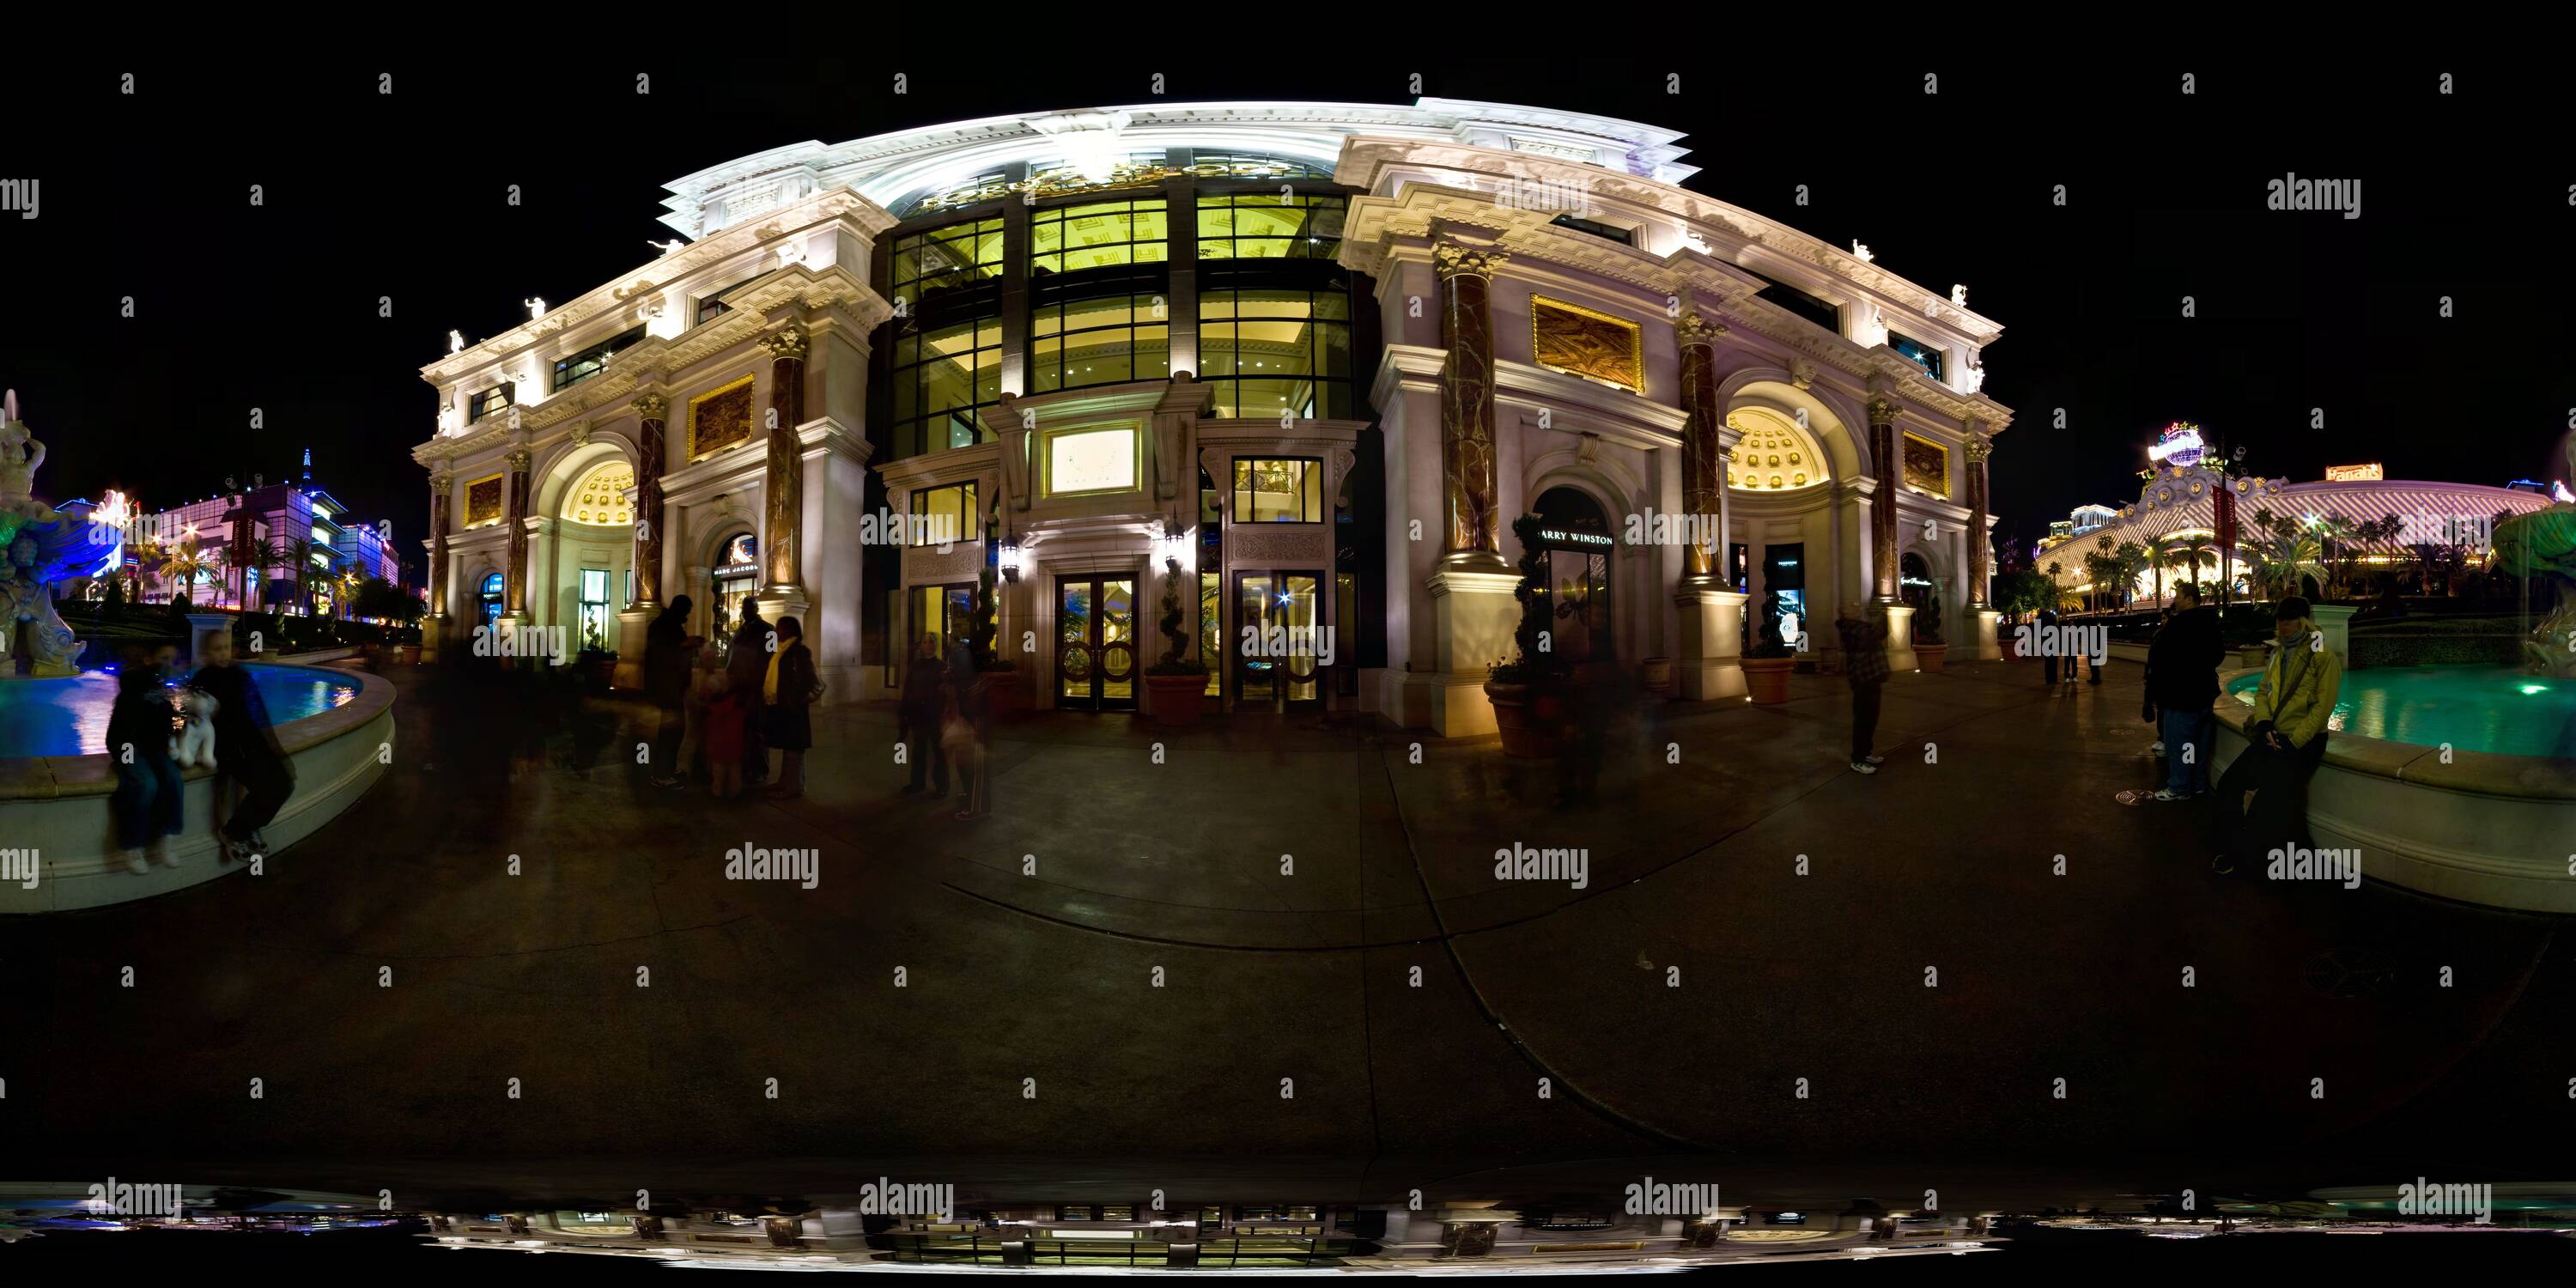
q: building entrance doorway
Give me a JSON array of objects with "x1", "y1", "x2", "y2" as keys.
[
  {"x1": 1532, "y1": 487, "x2": 1617, "y2": 665},
  {"x1": 1233, "y1": 570, "x2": 1322, "y2": 712},
  {"x1": 1056, "y1": 576, "x2": 1137, "y2": 711}
]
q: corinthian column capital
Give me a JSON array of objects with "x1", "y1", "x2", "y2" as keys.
[
  {"x1": 1433, "y1": 239, "x2": 1508, "y2": 281},
  {"x1": 631, "y1": 392, "x2": 669, "y2": 418},
  {"x1": 1865, "y1": 396, "x2": 1902, "y2": 428},
  {"x1": 759, "y1": 326, "x2": 809, "y2": 362},
  {"x1": 1675, "y1": 310, "x2": 1728, "y2": 347}
]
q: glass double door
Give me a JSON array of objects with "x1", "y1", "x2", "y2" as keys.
[
  {"x1": 1056, "y1": 576, "x2": 1137, "y2": 711},
  {"x1": 1233, "y1": 570, "x2": 1323, "y2": 712}
]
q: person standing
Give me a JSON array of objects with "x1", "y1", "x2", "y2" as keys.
[
  {"x1": 899, "y1": 633, "x2": 950, "y2": 797},
  {"x1": 189, "y1": 629, "x2": 294, "y2": 861},
  {"x1": 2147, "y1": 583, "x2": 2226, "y2": 802},
  {"x1": 730, "y1": 603, "x2": 772, "y2": 786},
  {"x1": 2207, "y1": 597, "x2": 2342, "y2": 874},
  {"x1": 944, "y1": 634, "x2": 993, "y2": 819},
  {"x1": 645, "y1": 594, "x2": 699, "y2": 789},
  {"x1": 702, "y1": 673, "x2": 747, "y2": 800},
  {"x1": 2038, "y1": 605, "x2": 2062, "y2": 686},
  {"x1": 1833, "y1": 601, "x2": 1890, "y2": 775},
  {"x1": 106, "y1": 645, "x2": 185, "y2": 874},
  {"x1": 761, "y1": 616, "x2": 818, "y2": 799}
]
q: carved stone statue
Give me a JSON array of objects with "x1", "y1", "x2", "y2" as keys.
[{"x1": 0, "y1": 391, "x2": 116, "y2": 676}]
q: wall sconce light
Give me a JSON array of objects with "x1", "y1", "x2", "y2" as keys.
[
  {"x1": 997, "y1": 538, "x2": 1024, "y2": 583},
  {"x1": 1158, "y1": 525, "x2": 1189, "y2": 572}
]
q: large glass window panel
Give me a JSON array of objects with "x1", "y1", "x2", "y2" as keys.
[{"x1": 1233, "y1": 458, "x2": 1322, "y2": 524}]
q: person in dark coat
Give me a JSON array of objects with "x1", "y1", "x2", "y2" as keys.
[
  {"x1": 2145, "y1": 582, "x2": 2227, "y2": 801},
  {"x1": 106, "y1": 645, "x2": 185, "y2": 874},
  {"x1": 189, "y1": 629, "x2": 294, "y2": 861},
  {"x1": 761, "y1": 615, "x2": 818, "y2": 799},
  {"x1": 1834, "y1": 601, "x2": 1891, "y2": 775},
  {"x1": 2038, "y1": 605, "x2": 2062, "y2": 685},
  {"x1": 646, "y1": 594, "x2": 699, "y2": 788},
  {"x1": 729, "y1": 602, "x2": 771, "y2": 785},
  {"x1": 944, "y1": 635, "x2": 993, "y2": 819},
  {"x1": 899, "y1": 632, "x2": 950, "y2": 796}
]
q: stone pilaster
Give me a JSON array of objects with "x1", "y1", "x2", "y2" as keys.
[
  {"x1": 1433, "y1": 234, "x2": 1508, "y2": 571},
  {"x1": 501, "y1": 448, "x2": 532, "y2": 619},
  {"x1": 1963, "y1": 425, "x2": 1992, "y2": 607},
  {"x1": 424, "y1": 471, "x2": 453, "y2": 663},
  {"x1": 756, "y1": 326, "x2": 811, "y2": 625},
  {"x1": 1867, "y1": 396, "x2": 1901, "y2": 603}
]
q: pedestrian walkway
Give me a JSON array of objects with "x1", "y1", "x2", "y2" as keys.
[{"x1": 7, "y1": 656, "x2": 2564, "y2": 1184}]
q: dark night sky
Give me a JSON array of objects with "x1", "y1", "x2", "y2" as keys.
[{"x1": 5, "y1": 54, "x2": 2567, "y2": 574}]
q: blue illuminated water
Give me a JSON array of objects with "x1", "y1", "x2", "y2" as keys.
[
  {"x1": 2226, "y1": 664, "x2": 2576, "y2": 759},
  {"x1": 0, "y1": 664, "x2": 362, "y2": 758}
]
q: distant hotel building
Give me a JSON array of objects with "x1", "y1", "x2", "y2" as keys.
[
  {"x1": 413, "y1": 99, "x2": 2018, "y2": 728},
  {"x1": 102, "y1": 450, "x2": 404, "y2": 611}
]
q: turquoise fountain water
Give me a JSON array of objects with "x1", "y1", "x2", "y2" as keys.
[
  {"x1": 0, "y1": 664, "x2": 364, "y2": 758},
  {"x1": 2227, "y1": 665, "x2": 2576, "y2": 758}
]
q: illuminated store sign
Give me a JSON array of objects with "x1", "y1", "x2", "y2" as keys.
[
  {"x1": 2324, "y1": 462, "x2": 2384, "y2": 482},
  {"x1": 2148, "y1": 422, "x2": 2205, "y2": 468}
]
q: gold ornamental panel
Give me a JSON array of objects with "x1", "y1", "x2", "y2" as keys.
[
  {"x1": 1901, "y1": 432, "x2": 1950, "y2": 499},
  {"x1": 689, "y1": 374, "x2": 758, "y2": 460},
  {"x1": 464, "y1": 473, "x2": 506, "y2": 526},
  {"x1": 1530, "y1": 295, "x2": 1644, "y2": 392}
]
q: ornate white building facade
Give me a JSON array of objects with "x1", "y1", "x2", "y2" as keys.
[{"x1": 411, "y1": 99, "x2": 2014, "y2": 732}]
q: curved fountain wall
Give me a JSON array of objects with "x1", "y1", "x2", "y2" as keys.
[
  {"x1": 2212, "y1": 665, "x2": 2576, "y2": 913},
  {"x1": 0, "y1": 663, "x2": 395, "y2": 912}
]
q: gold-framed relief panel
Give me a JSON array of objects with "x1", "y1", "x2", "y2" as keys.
[
  {"x1": 689, "y1": 373, "x2": 759, "y2": 460},
  {"x1": 463, "y1": 473, "x2": 507, "y2": 526},
  {"x1": 1901, "y1": 432, "x2": 1951, "y2": 498},
  {"x1": 1529, "y1": 295, "x2": 1645, "y2": 392}
]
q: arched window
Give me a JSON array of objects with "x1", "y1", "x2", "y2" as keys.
[{"x1": 477, "y1": 573, "x2": 504, "y2": 626}]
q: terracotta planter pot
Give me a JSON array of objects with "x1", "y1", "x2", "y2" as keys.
[
  {"x1": 1742, "y1": 656, "x2": 1795, "y2": 704},
  {"x1": 1637, "y1": 656, "x2": 1674, "y2": 696},
  {"x1": 1144, "y1": 672, "x2": 1208, "y2": 727},
  {"x1": 1484, "y1": 679, "x2": 1563, "y2": 758},
  {"x1": 981, "y1": 667, "x2": 1026, "y2": 720},
  {"x1": 1915, "y1": 644, "x2": 1947, "y2": 673}
]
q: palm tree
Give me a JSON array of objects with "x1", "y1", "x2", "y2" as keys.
[
  {"x1": 2244, "y1": 526, "x2": 2325, "y2": 599},
  {"x1": 159, "y1": 546, "x2": 215, "y2": 605},
  {"x1": 2160, "y1": 532, "x2": 2218, "y2": 597},
  {"x1": 126, "y1": 536, "x2": 167, "y2": 603},
  {"x1": 259, "y1": 537, "x2": 317, "y2": 616}
]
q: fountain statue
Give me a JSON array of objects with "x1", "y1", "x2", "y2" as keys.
[{"x1": 0, "y1": 390, "x2": 114, "y2": 677}]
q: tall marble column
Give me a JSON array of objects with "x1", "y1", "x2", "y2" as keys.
[
  {"x1": 502, "y1": 447, "x2": 533, "y2": 619},
  {"x1": 1674, "y1": 310, "x2": 1747, "y2": 700},
  {"x1": 1963, "y1": 425, "x2": 2003, "y2": 660},
  {"x1": 630, "y1": 393, "x2": 668, "y2": 608},
  {"x1": 1433, "y1": 236, "x2": 1508, "y2": 569},
  {"x1": 613, "y1": 394, "x2": 668, "y2": 690},
  {"x1": 1421, "y1": 231, "x2": 1522, "y2": 737},
  {"x1": 423, "y1": 471, "x2": 452, "y2": 663},
  {"x1": 1866, "y1": 396, "x2": 1901, "y2": 603},
  {"x1": 1963, "y1": 427, "x2": 1991, "y2": 606},
  {"x1": 756, "y1": 326, "x2": 811, "y2": 625}
]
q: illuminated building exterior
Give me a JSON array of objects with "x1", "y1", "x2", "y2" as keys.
[
  {"x1": 2038, "y1": 434, "x2": 2553, "y2": 609},
  {"x1": 75, "y1": 453, "x2": 403, "y2": 611},
  {"x1": 412, "y1": 100, "x2": 2015, "y2": 728}
]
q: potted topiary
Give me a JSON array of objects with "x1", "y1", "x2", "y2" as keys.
[
  {"x1": 1912, "y1": 592, "x2": 1947, "y2": 672},
  {"x1": 965, "y1": 563, "x2": 1025, "y2": 720},
  {"x1": 1484, "y1": 515, "x2": 1564, "y2": 757},
  {"x1": 1742, "y1": 593, "x2": 1797, "y2": 703},
  {"x1": 1143, "y1": 567, "x2": 1210, "y2": 727}
]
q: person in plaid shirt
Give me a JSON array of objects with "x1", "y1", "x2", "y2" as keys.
[{"x1": 1835, "y1": 601, "x2": 1891, "y2": 775}]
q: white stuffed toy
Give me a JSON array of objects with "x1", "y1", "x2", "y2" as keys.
[{"x1": 170, "y1": 691, "x2": 218, "y2": 771}]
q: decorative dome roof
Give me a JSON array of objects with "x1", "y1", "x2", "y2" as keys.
[{"x1": 1727, "y1": 409, "x2": 1827, "y2": 492}]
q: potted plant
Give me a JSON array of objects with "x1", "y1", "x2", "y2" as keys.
[
  {"x1": 1912, "y1": 592, "x2": 1948, "y2": 672},
  {"x1": 1742, "y1": 593, "x2": 1797, "y2": 704},
  {"x1": 965, "y1": 563, "x2": 1025, "y2": 720},
  {"x1": 1484, "y1": 515, "x2": 1564, "y2": 757},
  {"x1": 1143, "y1": 567, "x2": 1210, "y2": 727},
  {"x1": 578, "y1": 645, "x2": 618, "y2": 689}
]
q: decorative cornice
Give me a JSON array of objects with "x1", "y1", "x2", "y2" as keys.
[{"x1": 419, "y1": 185, "x2": 893, "y2": 386}]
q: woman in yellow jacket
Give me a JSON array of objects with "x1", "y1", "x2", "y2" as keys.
[{"x1": 2208, "y1": 597, "x2": 2342, "y2": 875}]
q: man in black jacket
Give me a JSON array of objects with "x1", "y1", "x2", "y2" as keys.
[
  {"x1": 898, "y1": 632, "x2": 950, "y2": 796},
  {"x1": 2146, "y1": 582, "x2": 2226, "y2": 801},
  {"x1": 730, "y1": 603, "x2": 771, "y2": 785},
  {"x1": 646, "y1": 595, "x2": 698, "y2": 788},
  {"x1": 190, "y1": 629, "x2": 294, "y2": 861}
]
